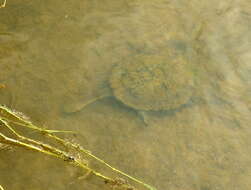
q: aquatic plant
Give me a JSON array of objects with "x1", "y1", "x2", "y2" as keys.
[{"x1": 0, "y1": 105, "x2": 157, "y2": 190}]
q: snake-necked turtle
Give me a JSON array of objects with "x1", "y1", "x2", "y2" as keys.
[{"x1": 63, "y1": 53, "x2": 196, "y2": 124}]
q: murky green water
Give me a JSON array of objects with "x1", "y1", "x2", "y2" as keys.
[{"x1": 0, "y1": 0, "x2": 251, "y2": 190}]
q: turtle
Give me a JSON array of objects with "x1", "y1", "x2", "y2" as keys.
[
  {"x1": 62, "y1": 12, "x2": 206, "y2": 125},
  {"x1": 63, "y1": 53, "x2": 196, "y2": 125}
]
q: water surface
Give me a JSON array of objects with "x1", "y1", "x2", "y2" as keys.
[{"x1": 0, "y1": 0, "x2": 251, "y2": 190}]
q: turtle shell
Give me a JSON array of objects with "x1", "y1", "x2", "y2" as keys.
[{"x1": 109, "y1": 54, "x2": 195, "y2": 111}]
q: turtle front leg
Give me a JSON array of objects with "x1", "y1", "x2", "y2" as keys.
[{"x1": 137, "y1": 111, "x2": 150, "y2": 127}]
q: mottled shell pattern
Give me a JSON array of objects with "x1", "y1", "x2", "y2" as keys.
[{"x1": 110, "y1": 53, "x2": 195, "y2": 111}]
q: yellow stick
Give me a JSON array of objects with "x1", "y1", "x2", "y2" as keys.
[
  {"x1": 0, "y1": 0, "x2": 6, "y2": 8},
  {"x1": 0, "y1": 105, "x2": 157, "y2": 190},
  {"x1": 48, "y1": 133, "x2": 157, "y2": 190}
]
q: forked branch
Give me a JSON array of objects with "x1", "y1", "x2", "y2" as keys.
[{"x1": 0, "y1": 105, "x2": 156, "y2": 190}]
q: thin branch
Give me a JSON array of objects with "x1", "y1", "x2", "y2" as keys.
[
  {"x1": 0, "y1": 0, "x2": 6, "y2": 8},
  {"x1": 48, "y1": 133, "x2": 157, "y2": 190},
  {"x1": 0, "y1": 105, "x2": 157, "y2": 190}
]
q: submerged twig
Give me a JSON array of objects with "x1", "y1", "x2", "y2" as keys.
[
  {"x1": 0, "y1": 105, "x2": 157, "y2": 190},
  {"x1": 0, "y1": 0, "x2": 6, "y2": 8}
]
